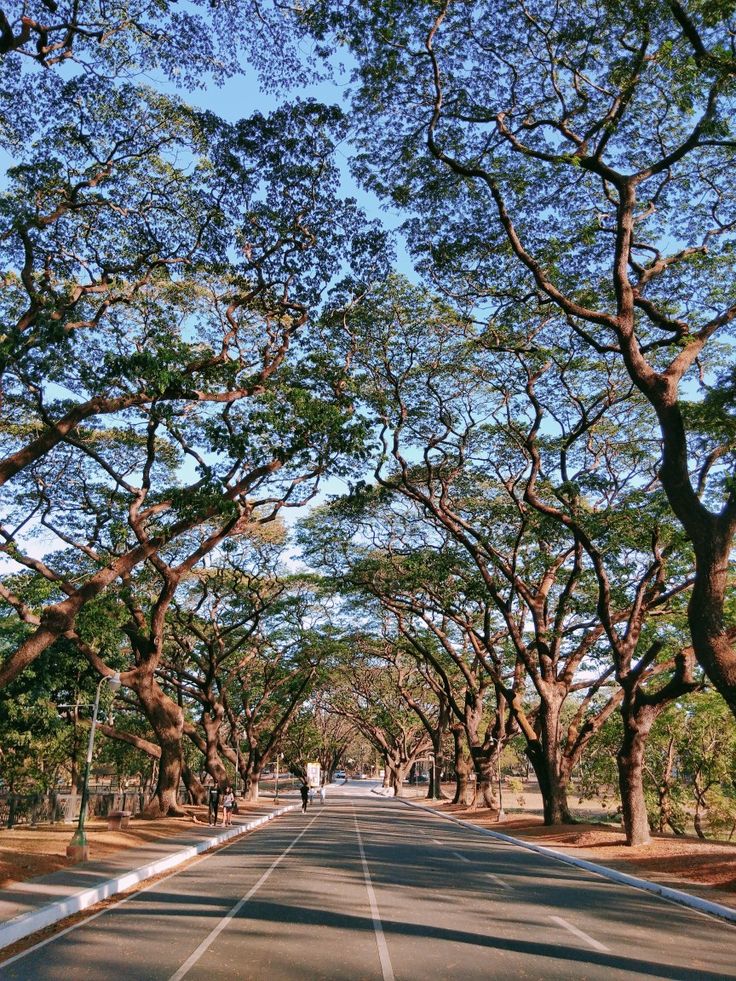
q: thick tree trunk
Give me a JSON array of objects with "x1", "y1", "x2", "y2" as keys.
[
  {"x1": 655, "y1": 402, "x2": 736, "y2": 718},
  {"x1": 463, "y1": 700, "x2": 499, "y2": 811},
  {"x1": 136, "y1": 680, "x2": 186, "y2": 818},
  {"x1": 520, "y1": 690, "x2": 572, "y2": 825},
  {"x1": 617, "y1": 698, "x2": 656, "y2": 846},
  {"x1": 688, "y1": 551, "x2": 736, "y2": 718},
  {"x1": 471, "y1": 752, "x2": 499, "y2": 811},
  {"x1": 202, "y1": 714, "x2": 229, "y2": 788},
  {"x1": 245, "y1": 771, "x2": 261, "y2": 801},
  {"x1": 393, "y1": 764, "x2": 411, "y2": 796},
  {"x1": 525, "y1": 740, "x2": 572, "y2": 825}
]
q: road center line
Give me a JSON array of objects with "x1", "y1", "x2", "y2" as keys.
[
  {"x1": 452, "y1": 851, "x2": 470, "y2": 863},
  {"x1": 353, "y1": 810, "x2": 395, "y2": 981},
  {"x1": 550, "y1": 914, "x2": 610, "y2": 952},
  {"x1": 168, "y1": 812, "x2": 321, "y2": 981},
  {"x1": 486, "y1": 873, "x2": 510, "y2": 889}
]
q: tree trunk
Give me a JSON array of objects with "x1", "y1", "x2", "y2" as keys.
[
  {"x1": 655, "y1": 402, "x2": 736, "y2": 718},
  {"x1": 245, "y1": 771, "x2": 261, "y2": 801},
  {"x1": 70, "y1": 720, "x2": 83, "y2": 794},
  {"x1": 617, "y1": 698, "x2": 656, "y2": 846},
  {"x1": 471, "y1": 752, "x2": 499, "y2": 812},
  {"x1": 429, "y1": 730, "x2": 445, "y2": 800},
  {"x1": 202, "y1": 714, "x2": 229, "y2": 789},
  {"x1": 693, "y1": 799, "x2": 707, "y2": 840},
  {"x1": 136, "y1": 679, "x2": 186, "y2": 818},
  {"x1": 687, "y1": 552, "x2": 736, "y2": 719},
  {"x1": 393, "y1": 763, "x2": 411, "y2": 796},
  {"x1": 451, "y1": 727, "x2": 472, "y2": 805},
  {"x1": 182, "y1": 763, "x2": 207, "y2": 805},
  {"x1": 525, "y1": 740, "x2": 572, "y2": 825}
]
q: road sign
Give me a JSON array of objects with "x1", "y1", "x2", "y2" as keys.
[{"x1": 306, "y1": 762, "x2": 321, "y2": 788}]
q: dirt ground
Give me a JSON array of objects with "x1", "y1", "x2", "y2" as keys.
[
  {"x1": 0, "y1": 801, "x2": 278, "y2": 890},
  {"x1": 419, "y1": 796, "x2": 736, "y2": 912}
]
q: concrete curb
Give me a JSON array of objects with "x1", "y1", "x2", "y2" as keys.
[
  {"x1": 0, "y1": 804, "x2": 299, "y2": 952},
  {"x1": 397, "y1": 797, "x2": 736, "y2": 927}
]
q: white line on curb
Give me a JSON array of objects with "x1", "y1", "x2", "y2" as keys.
[
  {"x1": 0, "y1": 805, "x2": 300, "y2": 955},
  {"x1": 486, "y1": 873, "x2": 510, "y2": 889},
  {"x1": 169, "y1": 811, "x2": 320, "y2": 981},
  {"x1": 393, "y1": 798, "x2": 736, "y2": 927},
  {"x1": 354, "y1": 809, "x2": 395, "y2": 981},
  {"x1": 452, "y1": 851, "x2": 470, "y2": 864},
  {"x1": 550, "y1": 914, "x2": 610, "y2": 952}
]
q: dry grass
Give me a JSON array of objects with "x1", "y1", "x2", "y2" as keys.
[{"x1": 0, "y1": 801, "x2": 278, "y2": 889}]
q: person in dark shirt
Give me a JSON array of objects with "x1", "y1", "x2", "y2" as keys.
[
  {"x1": 300, "y1": 782, "x2": 309, "y2": 813},
  {"x1": 208, "y1": 785, "x2": 220, "y2": 825}
]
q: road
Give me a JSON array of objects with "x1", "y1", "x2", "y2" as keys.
[{"x1": 2, "y1": 783, "x2": 734, "y2": 980}]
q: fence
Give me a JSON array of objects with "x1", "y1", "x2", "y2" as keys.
[{"x1": 0, "y1": 790, "x2": 147, "y2": 829}]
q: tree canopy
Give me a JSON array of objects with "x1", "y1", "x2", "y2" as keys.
[{"x1": 0, "y1": 0, "x2": 734, "y2": 844}]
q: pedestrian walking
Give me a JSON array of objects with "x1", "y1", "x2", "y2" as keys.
[
  {"x1": 300, "y1": 782, "x2": 309, "y2": 813},
  {"x1": 222, "y1": 785, "x2": 235, "y2": 826},
  {"x1": 319, "y1": 784, "x2": 326, "y2": 805},
  {"x1": 207, "y1": 785, "x2": 220, "y2": 826}
]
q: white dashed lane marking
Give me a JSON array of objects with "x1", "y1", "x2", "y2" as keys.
[{"x1": 550, "y1": 914, "x2": 610, "y2": 952}]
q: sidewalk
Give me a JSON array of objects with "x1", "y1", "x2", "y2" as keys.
[{"x1": 0, "y1": 800, "x2": 299, "y2": 954}]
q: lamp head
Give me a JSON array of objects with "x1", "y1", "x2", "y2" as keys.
[{"x1": 107, "y1": 672, "x2": 122, "y2": 692}]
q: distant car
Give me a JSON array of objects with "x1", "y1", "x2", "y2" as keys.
[
  {"x1": 334, "y1": 770, "x2": 346, "y2": 779},
  {"x1": 416, "y1": 774, "x2": 429, "y2": 783}
]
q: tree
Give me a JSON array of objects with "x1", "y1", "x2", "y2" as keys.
[
  {"x1": 307, "y1": 0, "x2": 736, "y2": 721},
  {"x1": 0, "y1": 93, "x2": 385, "y2": 700},
  {"x1": 0, "y1": 0, "x2": 309, "y2": 85},
  {"x1": 287, "y1": 703, "x2": 356, "y2": 783},
  {"x1": 163, "y1": 538, "x2": 287, "y2": 796},
  {"x1": 325, "y1": 646, "x2": 431, "y2": 796}
]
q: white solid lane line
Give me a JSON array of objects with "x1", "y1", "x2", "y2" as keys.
[
  {"x1": 452, "y1": 851, "x2": 470, "y2": 863},
  {"x1": 486, "y1": 873, "x2": 510, "y2": 889},
  {"x1": 353, "y1": 810, "x2": 396, "y2": 981},
  {"x1": 549, "y1": 914, "x2": 610, "y2": 953},
  {"x1": 168, "y1": 812, "x2": 321, "y2": 981}
]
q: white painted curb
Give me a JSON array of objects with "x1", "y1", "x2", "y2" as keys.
[
  {"x1": 397, "y1": 797, "x2": 736, "y2": 926},
  {"x1": 0, "y1": 804, "x2": 299, "y2": 951}
]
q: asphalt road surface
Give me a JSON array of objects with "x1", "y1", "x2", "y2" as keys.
[{"x1": 2, "y1": 783, "x2": 734, "y2": 980}]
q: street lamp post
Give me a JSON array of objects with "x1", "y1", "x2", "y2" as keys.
[
  {"x1": 67, "y1": 673, "x2": 122, "y2": 862},
  {"x1": 274, "y1": 752, "x2": 282, "y2": 804}
]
